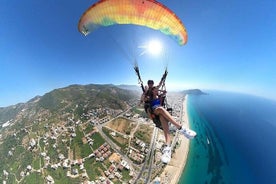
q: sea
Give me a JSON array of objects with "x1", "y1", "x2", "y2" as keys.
[{"x1": 179, "y1": 91, "x2": 276, "y2": 184}]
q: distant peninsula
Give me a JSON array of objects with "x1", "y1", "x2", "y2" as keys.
[{"x1": 182, "y1": 89, "x2": 207, "y2": 95}]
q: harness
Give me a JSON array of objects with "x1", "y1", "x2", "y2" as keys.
[{"x1": 134, "y1": 65, "x2": 172, "y2": 129}]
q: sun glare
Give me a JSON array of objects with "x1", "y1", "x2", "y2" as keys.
[{"x1": 147, "y1": 40, "x2": 163, "y2": 55}]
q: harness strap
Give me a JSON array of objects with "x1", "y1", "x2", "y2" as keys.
[{"x1": 134, "y1": 64, "x2": 145, "y2": 92}]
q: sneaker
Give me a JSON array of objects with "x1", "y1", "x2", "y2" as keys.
[
  {"x1": 161, "y1": 146, "x2": 171, "y2": 164},
  {"x1": 179, "y1": 126, "x2": 197, "y2": 139}
]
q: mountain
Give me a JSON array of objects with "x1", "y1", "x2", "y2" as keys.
[
  {"x1": 0, "y1": 84, "x2": 139, "y2": 130},
  {"x1": 0, "y1": 86, "x2": 204, "y2": 126},
  {"x1": 182, "y1": 89, "x2": 207, "y2": 95},
  {"x1": 117, "y1": 84, "x2": 141, "y2": 91},
  {"x1": 0, "y1": 84, "x2": 141, "y2": 183}
]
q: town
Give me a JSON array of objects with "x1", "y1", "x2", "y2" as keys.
[{"x1": 1, "y1": 93, "x2": 186, "y2": 184}]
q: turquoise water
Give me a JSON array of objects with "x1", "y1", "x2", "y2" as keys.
[{"x1": 179, "y1": 91, "x2": 276, "y2": 184}]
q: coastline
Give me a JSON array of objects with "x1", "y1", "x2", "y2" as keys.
[{"x1": 159, "y1": 95, "x2": 190, "y2": 184}]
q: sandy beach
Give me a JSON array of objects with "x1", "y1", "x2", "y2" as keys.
[{"x1": 159, "y1": 95, "x2": 190, "y2": 184}]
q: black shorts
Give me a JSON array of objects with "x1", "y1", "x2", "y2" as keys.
[
  {"x1": 144, "y1": 102, "x2": 163, "y2": 130},
  {"x1": 144, "y1": 102, "x2": 150, "y2": 112},
  {"x1": 152, "y1": 115, "x2": 163, "y2": 130}
]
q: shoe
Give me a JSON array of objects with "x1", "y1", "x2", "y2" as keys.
[
  {"x1": 179, "y1": 126, "x2": 197, "y2": 139},
  {"x1": 161, "y1": 146, "x2": 171, "y2": 164}
]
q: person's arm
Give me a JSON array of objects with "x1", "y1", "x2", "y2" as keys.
[
  {"x1": 158, "y1": 89, "x2": 167, "y2": 96},
  {"x1": 157, "y1": 69, "x2": 168, "y2": 89},
  {"x1": 156, "y1": 80, "x2": 163, "y2": 89},
  {"x1": 158, "y1": 89, "x2": 167, "y2": 93},
  {"x1": 140, "y1": 85, "x2": 149, "y2": 103},
  {"x1": 140, "y1": 93, "x2": 144, "y2": 104}
]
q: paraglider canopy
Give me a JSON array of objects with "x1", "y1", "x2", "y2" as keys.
[{"x1": 78, "y1": 0, "x2": 188, "y2": 45}]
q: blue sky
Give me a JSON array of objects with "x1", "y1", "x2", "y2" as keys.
[{"x1": 1, "y1": 0, "x2": 276, "y2": 107}]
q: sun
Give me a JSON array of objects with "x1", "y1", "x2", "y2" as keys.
[
  {"x1": 147, "y1": 40, "x2": 163, "y2": 55},
  {"x1": 138, "y1": 39, "x2": 163, "y2": 56}
]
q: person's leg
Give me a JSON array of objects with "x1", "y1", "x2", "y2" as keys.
[
  {"x1": 155, "y1": 107, "x2": 197, "y2": 139},
  {"x1": 146, "y1": 107, "x2": 154, "y2": 120},
  {"x1": 159, "y1": 115, "x2": 170, "y2": 145},
  {"x1": 159, "y1": 115, "x2": 172, "y2": 164},
  {"x1": 154, "y1": 107, "x2": 181, "y2": 129}
]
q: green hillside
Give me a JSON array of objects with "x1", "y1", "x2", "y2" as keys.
[{"x1": 0, "y1": 84, "x2": 139, "y2": 183}]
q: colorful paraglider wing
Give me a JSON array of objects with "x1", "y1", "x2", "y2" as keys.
[{"x1": 78, "y1": 0, "x2": 187, "y2": 45}]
